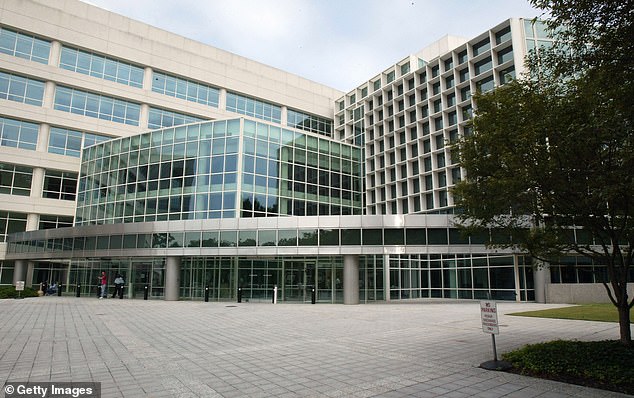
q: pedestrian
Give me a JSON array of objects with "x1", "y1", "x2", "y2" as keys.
[
  {"x1": 98, "y1": 271, "x2": 107, "y2": 299},
  {"x1": 112, "y1": 274, "x2": 125, "y2": 299}
]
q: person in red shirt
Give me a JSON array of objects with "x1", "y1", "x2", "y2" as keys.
[{"x1": 98, "y1": 271, "x2": 107, "y2": 299}]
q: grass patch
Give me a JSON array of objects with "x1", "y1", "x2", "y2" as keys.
[
  {"x1": 503, "y1": 340, "x2": 634, "y2": 394},
  {"x1": 508, "y1": 303, "x2": 628, "y2": 322}
]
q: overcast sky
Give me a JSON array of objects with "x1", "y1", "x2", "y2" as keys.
[{"x1": 83, "y1": 0, "x2": 542, "y2": 92}]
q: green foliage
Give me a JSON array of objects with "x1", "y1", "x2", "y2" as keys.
[
  {"x1": 0, "y1": 285, "x2": 39, "y2": 299},
  {"x1": 503, "y1": 340, "x2": 634, "y2": 394},
  {"x1": 452, "y1": 0, "x2": 634, "y2": 342}
]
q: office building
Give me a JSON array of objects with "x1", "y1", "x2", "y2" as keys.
[{"x1": 0, "y1": 0, "x2": 601, "y2": 303}]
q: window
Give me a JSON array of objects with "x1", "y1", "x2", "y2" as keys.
[
  {"x1": 497, "y1": 46, "x2": 514, "y2": 64},
  {"x1": 459, "y1": 68, "x2": 469, "y2": 83},
  {"x1": 460, "y1": 86, "x2": 471, "y2": 102},
  {"x1": 476, "y1": 76, "x2": 495, "y2": 93},
  {"x1": 472, "y1": 38, "x2": 491, "y2": 57},
  {"x1": 474, "y1": 57, "x2": 493, "y2": 75},
  {"x1": 446, "y1": 93, "x2": 456, "y2": 107},
  {"x1": 152, "y1": 71, "x2": 219, "y2": 107},
  {"x1": 0, "y1": 71, "x2": 44, "y2": 106},
  {"x1": 444, "y1": 58, "x2": 454, "y2": 71},
  {"x1": 148, "y1": 107, "x2": 205, "y2": 129},
  {"x1": 0, "y1": 27, "x2": 50, "y2": 64},
  {"x1": 432, "y1": 82, "x2": 441, "y2": 95},
  {"x1": 0, "y1": 117, "x2": 38, "y2": 150},
  {"x1": 445, "y1": 75, "x2": 455, "y2": 89},
  {"x1": 287, "y1": 109, "x2": 333, "y2": 137},
  {"x1": 226, "y1": 92, "x2": 282, "y2": 124},
  {"x1": 48, "y1": 128, "x2": 82, "y2": 157},
  {"x1": 0, "y1": 163, "x2": 32, "y2": 196},
  {"x1": 0, "y1": 211, "x2": 27, "y2": 242},
  {"x1": 431, "y1": 65, "x2": 440, "y2": 78},
  {"x1": 43, "y1": 170, "x2": 78, "y2": 201},
  {"x1": 495, "y1": 26, "x2": 512, "y2": 44},
  {"x1": 39, "y1": 215, "x2": 73, "y2": 229},
  {"x1": 48, "y1": 127, "x2": 110, "y2": 157},
  {"x1": 54, "y1": 86, "x2": 140, "y2": 125},
  {"x1": 499, "y1": 67, "x2": 516, "y2": 84},
  {"x1": 60, "y1": 46, "x2": 143, "y2": 87},
  {"x1": 458, "y1": 50, "x2": 468, "y2": 64}
]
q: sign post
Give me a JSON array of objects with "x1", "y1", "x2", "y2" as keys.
[
  {"x1": 15, "y1": 281, "x2": 25, "y2": 299},
  {"x1": 479, "y1": 300, "x2": 511, "y2": 370}
]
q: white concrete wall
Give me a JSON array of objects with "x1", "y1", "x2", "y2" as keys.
[{"x1": 546, "y1": 283, "x2": 634, "y2": 304}]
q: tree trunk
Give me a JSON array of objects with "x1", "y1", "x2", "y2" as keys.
[{"x1": 617, "y1": 303, "x2": 632, "y2": 345}]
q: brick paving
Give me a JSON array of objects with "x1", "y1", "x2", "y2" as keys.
[{"x1": 0, "y1": 297, "x2": 629, "y2": 397}]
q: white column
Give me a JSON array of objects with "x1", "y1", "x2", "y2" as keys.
[
  {"x1": 30, "y1": 167, "x2": 45, "y2": 199},
  {"x1": 534, "y1": 260, "x2": 550, "y2": 303},
  {"x1": 13, "y1": 260, "x2": 26, "y2": 285},
  {"x1": 26, "y1": 214, "x2": 39, "y2": 231},
  {"x1": 383, "y1": 254, "x2": 391, "y2": 302},
  {"x1": 140, "y1": 103, "x2": 150, "y2": 129},
  {"x1": 37, "y1": 123, "x2": 51, "y2": 152},
  {"x1": 343, "y1": 255, "x2": 359, "y2": 305},
  {"x1": 48, "y1": 41, "x2": 62, "y2": 67},
  {"x1": 281, "y1": 106, "x2": 288, "y2": 126},
  {"x1": 43, "y1": 81, "x2": 56, "y2": 109},
  {"x1": 165, "y1": 256, "x2": 181, "y2": 301},
  {"x1": 218, "y1": 88, "x2": 227, "y2": 110}
]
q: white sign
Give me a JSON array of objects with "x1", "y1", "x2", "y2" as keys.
[
  {"x1": 480, "y1": 300, "x2": 499, "y2": 335},
  {"x1": 15, "y1": 281, "x2": 25, "y2": 291}
]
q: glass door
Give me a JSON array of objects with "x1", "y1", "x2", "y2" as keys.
[{"x1": 283, "y1": 260, "x2": 315, "y2": 302}]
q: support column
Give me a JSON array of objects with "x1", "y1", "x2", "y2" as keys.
[
  {"x1": 26, "y1": 262, "x2": 35, "y2": 289},
  {"x1": 534, "y1": 260, "x2": 550, "y2": 303},
  {"x1": 12, "y1": 260, "x2": 26, "y2": 285},
  {"x1": 218, "y1": 88, "x2": 227, "y2": 111},
  {"x1": 343, "y1": 255, "x2": 359, "y2": 305},
  {"x1": 165, "y1": 256, "x2": 181, "y2": 301}
]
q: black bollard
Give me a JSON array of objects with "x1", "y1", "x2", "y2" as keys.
[
  {"x1": 204, "y1": 285, "x2": 209, "y2": 302},
  {"x1": 272, "y1": 287, "x2": 275, "y2": 304},
  {"x1": 237, "y1": 287, "x2": 242, "y2": 303},
  {"x1": 143, "y1": 284, "x2": 149, "y2": 300},
  {"x1": 58, "y1": 283, "x2": 62, "y2": 297},
  {"x1": 311, "y1": 286, "x2": 316, "y2": 304},
  {"x1": 76, "y1": 284, "x2": 80, "y2": 297}
]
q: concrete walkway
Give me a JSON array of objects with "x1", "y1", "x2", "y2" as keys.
[{"x1": 0, "y1": 297, "x2": 629, "y2": 397}]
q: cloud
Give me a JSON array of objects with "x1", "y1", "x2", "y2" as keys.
[{"x1": 82, "y1": 0, "x2": 541, "y2": 90}]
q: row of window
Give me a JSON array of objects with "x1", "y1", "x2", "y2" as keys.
[
  {"x1": 0, "y1": 116, "x2": 38, "y2": 150},
  {"x1": 59, "y1": 46, "x2": 144, "y2": 88},
  {"x1": 8, "y1": 227, "x2": 509, "y2": 253},
  {"x1": 53, "y1": 86, "x2": 140, "y2": 125},
  {"x1": 0, "y1": 162, "x2": 78, "y2": 200},
  {"x1": 0, "y1": 27, "x2": 50, "y2": 64},
  {"x1": 340, "y1": 24, "x2": 517, "y2": 109},
  {"x1": 2, "y1": 27, "x2": 333, "y2": 141},
  {"x1": 48, "y1": 127, "x2": 111, "y2": 158},
  {"x1": 0, "y1": 71, "x2": 44, "y2": 106}
]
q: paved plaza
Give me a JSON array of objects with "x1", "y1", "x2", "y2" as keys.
[{"x1": 0, "y1": 297, "x2": 629, "y2": 398}]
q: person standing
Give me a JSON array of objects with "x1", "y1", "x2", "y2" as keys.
[
  {"x1": 112, "y1": 274, "x2": 125, "y2": 299},
  {"x1": 98, "y1": 271, "x2": 107, "y2": 299}
]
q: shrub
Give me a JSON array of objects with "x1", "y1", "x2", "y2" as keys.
[
  {"x1": 0, "y1": 285, "x2": 40, "y2": 299},
  {"x1": 503, "y1": 340, "x2": 634, "y2": 394}
]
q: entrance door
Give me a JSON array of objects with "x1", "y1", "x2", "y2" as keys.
[{"x1": 284, "y1": 260, "x2": 315, "y2": 302}]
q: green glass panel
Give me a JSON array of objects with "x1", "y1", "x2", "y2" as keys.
[
  {"x1": 341, "y1": 229, "x2": 361, "y2": 245},
  {"x1": 362, "y1": 229, "x2": 382, "y2": 245}
]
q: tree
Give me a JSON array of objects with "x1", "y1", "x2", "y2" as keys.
[{"x1": 453, "y1": 0, "x2": 634, "y2": 344}]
